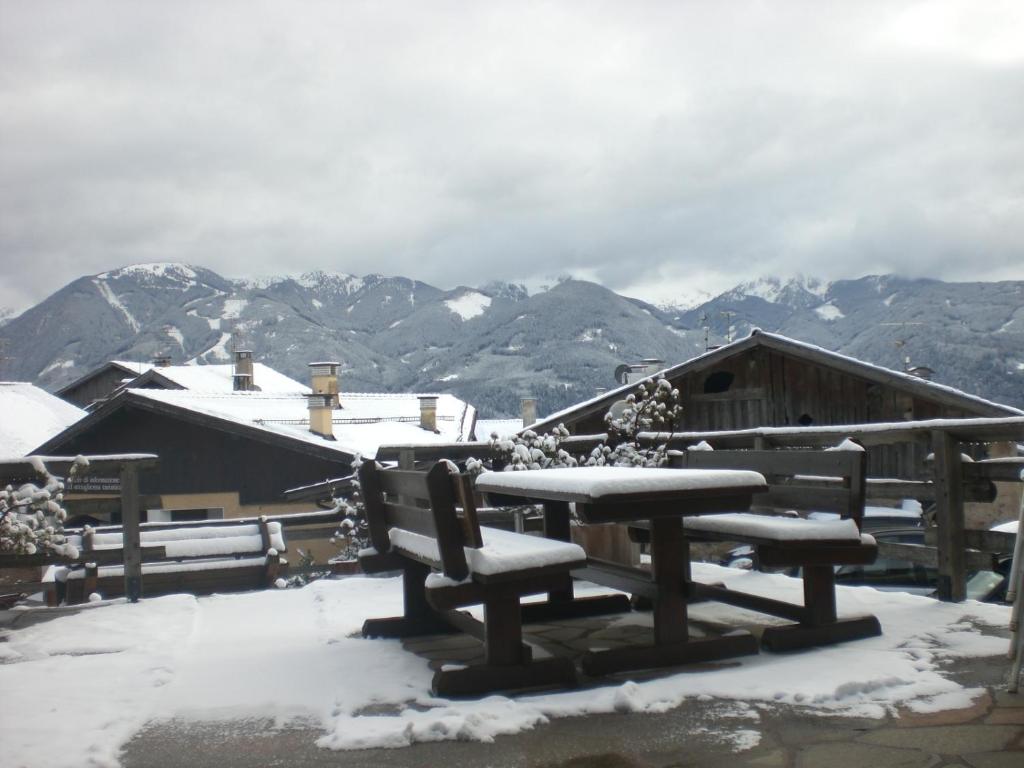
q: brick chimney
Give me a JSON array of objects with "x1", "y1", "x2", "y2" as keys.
[
  {"x1": 309, "y1": 362, "x2": 340, "y2": 407},
  {"x1": 521, "y1": 397, "x2": 537, "y2": 428},
  {"x1": 307, "y1": 394, "x2": 335, "y2": 439},
  {"x1": 233, "y1": 350, "x2": 255, "y2": 392},
  {"x1": 418, "y1": 396, "x2": 438, "y2": 432}
]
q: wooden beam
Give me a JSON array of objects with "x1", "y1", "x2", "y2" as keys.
[
  {"x1": 932, "y1": 430, "x2": 967, "y2": 601},
  {"x1": 120, "y1": 463, "x2": 143, "y2": 603}
]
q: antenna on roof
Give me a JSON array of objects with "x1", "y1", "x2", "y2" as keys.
[
  {"x1": 720, "y1": 310, "x2": 735, "y2": 344},
  {"x1": 699, "y1": 312, "x2": 710, "y2": 352},
  {"x1": 879, "y1": 321, "x2": 927, "y2": 371}
]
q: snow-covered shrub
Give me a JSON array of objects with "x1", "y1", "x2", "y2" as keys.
[
  {"x1": 471, "y1": 376, "x2": 685, "y2": 472},
  {"x1": 0, "y1": 456, "x2": 85, "y2": 558},
  {"x1": 328, "y1": 456, "x2": 371, "y2": 562}
]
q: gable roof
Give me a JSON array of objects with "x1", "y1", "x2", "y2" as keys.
[
  {"x1": 131, "y1": 363, "x2": 309, "y2": 394},
  {"x1": 55, "y1": 360, "x2": 154, "y2": 398},
  {"x1": 530, "y1": 329, "x2": 1023, "y2": 433},
  {"x1": 0, "y1": 382, "x2": 87, "y2": 457},
  {"x1": 35, "y1": 387, "x2": 477, "y2": 462}
]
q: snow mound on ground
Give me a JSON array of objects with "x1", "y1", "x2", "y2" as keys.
[{"x1": 0, "y1": 567, "x2": 1011, "y2": 766}]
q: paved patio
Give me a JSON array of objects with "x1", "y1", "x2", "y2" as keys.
[{"x1": 119, "y1": 606, "x2": 1024, "y2": 768}]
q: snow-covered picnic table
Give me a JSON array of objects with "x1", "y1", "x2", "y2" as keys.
[{"x1": 475, "y1": 466, "x2": 770, "y2": 675}]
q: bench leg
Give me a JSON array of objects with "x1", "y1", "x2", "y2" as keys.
[
  {"x1": 760, "y1": 566, "x2": 881, "y2": 652},
  {"x1": 430, "y1": 593, "x2": 579, "y2": 697},
  {"x1": 362, "y1": 562, "x2": 453, "y2": 639}
]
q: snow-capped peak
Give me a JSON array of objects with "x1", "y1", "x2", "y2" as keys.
[
  {"x1": 96, "y1": 263, "x2": 201, "y2": 284},
  {"x1": 735, "y1": 275, "x2": 830, "y2": 303}
]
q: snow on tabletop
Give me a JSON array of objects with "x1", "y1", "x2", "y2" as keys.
[
  {"x1": 0, "y1": 569, "x2": 1011, "y2": 766},
  {"x1": 682, "y1": 513, "x2": 862, "y2": 542},
  {"x1": 389, "y1": 526, "x2": 585, "y2": 576},
  {"x1": 475, "y1": 466, "x2": 767, "y2": 499}
]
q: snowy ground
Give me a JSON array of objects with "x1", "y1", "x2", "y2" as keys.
[{"x1": 0, "y1": 563, "x2": 1012, "y2": 768}]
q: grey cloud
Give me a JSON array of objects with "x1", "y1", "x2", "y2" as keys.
[{"x1": 1, "y1": 0, "x2": 1022, "y2": 313}]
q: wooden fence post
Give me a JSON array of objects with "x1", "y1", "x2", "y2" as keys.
[
  {"x1": 120, "y1": 463, "x2": 143, "y2": 603},
  {"x1": 932, "y1": 430, "x2": 966, "y2": 602}
]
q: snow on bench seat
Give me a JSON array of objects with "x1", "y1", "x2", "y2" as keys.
[
  {"x1": 64, "y1": 556, "x2": 271, "y2": 579},
  {"x1": 682, "y1": 513, "x2": 867, "y2": 543},
  {"x1": 71, "y1": 522, "x2": 286, "y2": 558},
  {"x1": 388, "y1": 526, "x2": 585, "y2": 577}
]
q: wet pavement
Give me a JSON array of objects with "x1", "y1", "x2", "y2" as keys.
[{"x1": 120, "y1": 611, "x2": 1024, "y2": 768}]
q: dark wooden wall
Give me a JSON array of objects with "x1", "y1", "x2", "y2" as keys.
[
  {"x1": 570, "y1": 347, "x2": 981, "y2": 480},
  {"x1": 47, "y1": 406, "x2": 351, "y2": 504},
  {"x1": 60, "y1": 367, "x2": 135, "y2": 408}
]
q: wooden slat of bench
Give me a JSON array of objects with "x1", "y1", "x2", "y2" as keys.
[
  {"x1": 685, "y1": 449, "x2": 858, "y2": 479},
  {"x1": 757, "y1": 486, "x2": 851, "y2": 512},
  {"x1": 382, "y1": 501, "x2": 440, "y2": 537},
  {"x1": 377, "y1": 468, "x2": 437, "y2": 503}
]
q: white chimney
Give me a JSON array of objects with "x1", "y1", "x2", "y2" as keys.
[
  {"x1": 309, "y1": 361, "x2": 340, "y2": 407},
  {"x1": 418, "y1": 396, "x2": 438, "y2": 432},
  {"x1": 521, "y1": 397, "x2": 537, "y2": 427},
  {"x1": 307, "y1": 394, "x2": 335, "y2": 439}
]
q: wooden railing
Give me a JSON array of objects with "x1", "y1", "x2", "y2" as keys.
[
  {"x1": 376, "y1": 415, "x2": 1024, "y2": 602},
  {"x1": 0, "y1": 454, "x2": 159, "y2": 603}
]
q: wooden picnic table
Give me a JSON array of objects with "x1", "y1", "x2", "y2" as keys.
[{"x1": 474, "y1": 466, "x2": 768, "y2": 675}]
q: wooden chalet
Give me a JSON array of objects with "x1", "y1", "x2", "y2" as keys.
[
  {"x1": 33, "y1": 363, "x2": 477, "y2": 564},
  {"x1": 531, "y1": 330, "x2": 1022, "y2": 481}
]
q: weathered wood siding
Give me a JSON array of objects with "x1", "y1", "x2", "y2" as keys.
[
  {"x1": 567, "y1": 347, "x2": 993, "y2": 480},
  {"x1": 45, "y1": 406, "x2": 351, "y2": 504}
]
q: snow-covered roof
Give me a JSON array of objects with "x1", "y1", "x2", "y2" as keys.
[
  {"x1": 0, "y1": 383, "x2": 87, "y2": 456},
  {"x1": 532, "y1": 329, "x2": 1023, "y2": 433},
  {"x1": 473, "y1": 418, "x2": 524, "y2": 441},
  {"x1": 118, "y1": 388, "x2": 476, "y2": 459},
  {"x1": 138, "y1": 363, "x2": 309, "y2": 394}
]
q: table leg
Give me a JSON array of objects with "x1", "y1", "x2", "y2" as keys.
[
  {"x1": 544, "y1": 501, "x2": 575, "y2": 603},
  {"x1": 651, "y1": 516, "x2": 688, "y2": 645}
]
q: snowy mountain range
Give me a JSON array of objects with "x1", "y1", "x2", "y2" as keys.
[{"x1": 1, "y1": 264, "x2": 1022, "y2": 416}]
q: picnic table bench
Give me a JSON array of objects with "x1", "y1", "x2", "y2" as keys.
[
  {"x1": 52, "y1": 518, "x2": 286, "y2": 604},
  {"x1": 357, "y1": 460, "x2": 600, "y2": 697},
  {"x1": 630, "y1": 446, "x2": 881, "y2": 651}
]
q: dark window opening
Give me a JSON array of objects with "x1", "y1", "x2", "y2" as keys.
[
  {"x1": 797, "y1": 413, "x2": 815, "y2": 426},
  {"x1": 703, "y1": 371, "x2": 735, "y2": 394}
]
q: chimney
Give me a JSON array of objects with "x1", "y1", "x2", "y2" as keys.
[
  {"x1": 307, "y1": 394, "x2": 335, "y2": 439},
  {"x1": 309, "y1": 361, "x2": 340, "y2": 407},
  {"x1": 418, "y1": 396, "x2": 438, "y2": 432},
  {"x1": 234, "y1": 350, "x2": 254, "y2": 392},
  {"x1": 595, "y1": 387, "x2": 607, "y2": 396},
  {"x1": 153, "y1": 355, "x2": 172, "y2": 368},
  {"x1": 521, "y1": 397, "x2": 537, "y2": 427},
  {"x1": 641, "y1": 358, "x2": 665, "y2": 373}
]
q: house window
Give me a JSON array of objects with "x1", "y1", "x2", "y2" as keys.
[
  {"x1": 145, "y1": 507, "x2": 225, "y2": 523},
  {"x1": 703, "y1": 371, "x2": 735, "y2": 394}
]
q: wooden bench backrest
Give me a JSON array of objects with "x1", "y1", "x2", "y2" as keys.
[
  {"x1": 358, "y1": 461, "x2": 482, "y2": 581},
  {"x1": 675, "y1": 448, "x2": 867, "y2": 528}
]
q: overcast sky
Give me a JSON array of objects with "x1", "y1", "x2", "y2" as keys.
[{"x1": 2, "y1": 0, "x2": 1022, "y2": 313}]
